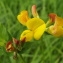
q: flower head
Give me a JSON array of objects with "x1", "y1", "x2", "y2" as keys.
[
  {"x1": 17, "y1": 5, "x2": 46, "y2": 42},
  {"x1": 6, "y1": 38, "x2": 26, "y2": 52},
  {"x1": 46, "y1": 13, "x2": 63, "y2": 37}
]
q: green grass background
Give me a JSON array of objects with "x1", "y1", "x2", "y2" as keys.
[{"x1": 0, "y1": 0, "x2": 63, "y2": 63}]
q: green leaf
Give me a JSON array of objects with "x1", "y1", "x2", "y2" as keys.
[{"x1": 0, "y1": 23, "x2": 9, "y2": 46}]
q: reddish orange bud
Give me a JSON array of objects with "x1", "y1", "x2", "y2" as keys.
[
  {"x1": 13, "y1": 38, "x2": 19, "y2": 45},
  {"x1": 32, "y1": 5, "x2": 36, "y2": 15},
  {"x1": 21, "y1": 37, "x2": 26, "y2": 43},
  {"x1": 49, "y1": 13, "x2": 56, "y2": 22},
  {"x1": 32, "y1": 5, "x2": 39, "y2": 18},
  {"x1": 6, "y1": 41, "x2": 14, "y2": 52}
]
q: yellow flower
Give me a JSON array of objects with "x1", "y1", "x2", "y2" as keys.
[
  {"x1": 19, "y1": 18, "x2": 46, "y2": 42},
  {"x1": 18, "y1": 11, "x2": 46, "y2": 42},
  {"x1": 17, "y1": 5, "x2": 46, "y2": 42},
  {"x1": 46, "y1": 13, "x2": 63, "y2": 37}
]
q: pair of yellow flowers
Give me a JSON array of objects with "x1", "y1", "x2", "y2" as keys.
[{"x1": 17, "y1": 5, "x2": 63, "y2": 42}]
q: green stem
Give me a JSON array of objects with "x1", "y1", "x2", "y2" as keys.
[
  {"x1": 46, "y1": 20, "x2": 51, "y2": 27},
  {"x1": 19, "y1": 54, "x2": 25, "y2": 63}
]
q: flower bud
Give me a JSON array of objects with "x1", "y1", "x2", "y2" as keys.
[
  {"x1": 49, "y1": 13, "x2": 56, "y2": 22},
  {"x1": 13, "y1": 38, "x2": 19, "y2": 45},
  {"x1": 32, "y1": 5, "x2": 39, "y2": 18},
  {"x1": 6, "y1": 41, "x2": 14, "y2": 52}
]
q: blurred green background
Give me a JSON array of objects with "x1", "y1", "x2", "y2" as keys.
[{"x1": 0, "y1": 0, "x2": 63, "y2": 63}]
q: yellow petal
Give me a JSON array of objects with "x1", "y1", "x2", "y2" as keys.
[
  {"x1": 17, "y1": 11, "x2": 29, "y2": 26},
  {"x1": 55, "y1": 16, "x2": 63, "y2": 26},
  {"x1": 26, "y1": 18, "x2": 45, "y2": 31},
  {"x1": 46, "y1": 25, "x2": 54, "y2": 35},
  {"x1": 34, "y1": 24, "x2": 46, "y2": 40},
  {"x1": 20, "y1": 30, "x2": 33, "y2": 42},
  {"x1": 47, "y1": 25, "x2": 63, "y2": 37}
]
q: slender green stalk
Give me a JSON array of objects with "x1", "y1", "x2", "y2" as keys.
[{"x1": 19, "y1": 54, "x2": 25, "y2": 63}]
